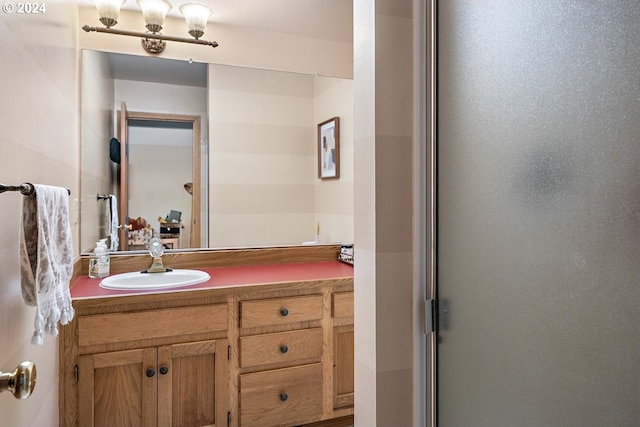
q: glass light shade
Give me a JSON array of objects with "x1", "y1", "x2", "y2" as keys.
[
  {"x1": 94, "y1": 0, "x2": 126, "y2": 27},
  {"x1": 179, "y1": 3, "x2": 212, "y2": 39},
  {"x1": 137, "y1": 0, "x2": 172, "y2": 32}
]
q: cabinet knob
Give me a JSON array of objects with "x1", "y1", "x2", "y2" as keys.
[
  {"x1": 280, "y1": 308, "x2": 288, "y2": 317},
  {"x1": 280, "y1": 345, "x2": 288, "y2": 354},
  {"x1": 146, "y1": 369, "x2": 155, "y2": 378},
  {"x1": 279, "y1": 392, "x2": 288, "y2": 402},
  {"x1": 159, "y1": 367, "x2": 169, "y2": 375},
  {"x1": 0, "y1": 361, "x2": 36, "y2": 399}
]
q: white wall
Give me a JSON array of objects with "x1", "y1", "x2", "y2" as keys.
[{"x1": 0, "y1": 2, "x2": 79, "y2": 425}]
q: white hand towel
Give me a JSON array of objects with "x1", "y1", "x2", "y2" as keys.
[
  {"x1": 107, "y1": 194, "x2": 119, "y2": 251},
  {"x1": 20, "y1": 184, "x2": 75, "y2": 345}
]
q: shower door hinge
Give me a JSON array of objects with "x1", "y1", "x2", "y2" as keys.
[{"x1": 425, "y1": 299, "x2": 435, "y2": 334}]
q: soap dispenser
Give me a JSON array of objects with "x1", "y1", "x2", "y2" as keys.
[{"x1": 89, "y1": 239, "x2": 110, "y2": 278}]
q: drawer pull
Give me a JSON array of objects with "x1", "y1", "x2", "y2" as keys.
[
  {"x1": 159, "y1": 366, "x2": 169, "y2": 375},
  {"x1": 280, "y1": 308, "x2": 289, "y2": 316},
  {"x1": 280, "y1": 345, "x2": 288, "y2": 354},
  {"x1": 279, "y1": 392, "x2": 288, "y2": 402},
  {"x1": 146, "y1": 369, "x2": 155, "y2": 378}
]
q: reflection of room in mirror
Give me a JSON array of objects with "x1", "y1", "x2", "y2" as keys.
[
  {"x1": 80, "y1": 49, "x2": 208, "y2": 253},
  {"x1": 80, "y1": 51, "x2": 355, "y2": 254},
  {"x1": 127, "y1": 119, "x2": 193, "y2": 251}
]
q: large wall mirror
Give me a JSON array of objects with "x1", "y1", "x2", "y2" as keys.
[{"x1": 80, "y1": 50, "x2": 354, "y2": 255}]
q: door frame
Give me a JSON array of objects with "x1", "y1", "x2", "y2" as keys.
[{"x1": 118, "y1": 109, "x2": 202, "y2": 250}]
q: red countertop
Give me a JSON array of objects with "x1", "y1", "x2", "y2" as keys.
[{"x1": 71, "y1": 261, "x2": 354, "y2": 300}]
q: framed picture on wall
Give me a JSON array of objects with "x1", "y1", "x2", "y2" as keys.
[{"x1": 318, "y1": 116, "x2": 340, "y2": 179}]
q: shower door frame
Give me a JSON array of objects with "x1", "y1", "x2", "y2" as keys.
[{"x1": 424, "y1": 0, "x2": 437, "y2": 426}]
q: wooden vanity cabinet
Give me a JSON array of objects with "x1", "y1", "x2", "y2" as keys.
[
  {"x1": 77, "y1": 339, "x2": 228, "y2": 427},
  {"x1": 63, "y1": 301, "x2": 231, "y2": 427},
  {"x1": 78, "y1": 347, "x2": 158, "y2": 427},
  {"x1": 61, "y1": 279, "x2": 354, "y2": 427},
  {"x1": 238, "y1": 295, "x2": 325, "y2": 427},
  {"x1": 331, "y1": 292, "x2": 354, "y2": 410}
]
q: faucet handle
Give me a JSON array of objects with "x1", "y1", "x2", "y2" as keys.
[
  {"x1": 0, "y1": 361, "x2": 37, "y2": 399},
  {"x1": 149, "y1": 237, "x2": 164, "y2": 258},
  {"x1": 142, "y1": 237, "x2": 172, "y2": 273}
]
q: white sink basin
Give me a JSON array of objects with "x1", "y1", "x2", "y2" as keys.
[{"x1": 99, "y1": 269, "x2": 211, "y2": 291}]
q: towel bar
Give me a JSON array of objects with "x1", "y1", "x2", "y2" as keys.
[{"x1": 0, "y1": 182, "x2": 70, "y2": 196}]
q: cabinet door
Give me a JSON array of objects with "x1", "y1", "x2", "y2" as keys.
[
  {"x1": 333, "y1": 325, "x2": 354, "y2": 409},
  {"x1": 158, "y1": 339, "x2": 229, "y2": 427},
  {"x1": 78, "y1": 348, "x2": 158, "y2": 427}
]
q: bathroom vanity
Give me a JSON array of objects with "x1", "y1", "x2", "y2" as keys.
[{"x1": 59, "y1": 246, "x2": 354, "y2": 427}]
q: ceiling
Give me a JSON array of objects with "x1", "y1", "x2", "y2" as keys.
[
  {"x1": 105, "y1": 51, "x2": 209, "y2": 87},
  {"x1": 80, "y1": 0, "x2": 353, "y2": 43}
]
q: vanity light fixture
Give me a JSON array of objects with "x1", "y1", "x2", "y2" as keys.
[{"x1": 83, "y1": 0, "x2": 217, "y2": 54}]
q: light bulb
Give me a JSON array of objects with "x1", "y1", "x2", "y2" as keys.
[
  {"x1": 179, "y1": 3, "x2": 212, "y2": 39},
  {"x1": 94, "y1": 0, "x2": 126, "y2": 28},
  {"x1": 137, "y1": 0, "x2": 172, "y2": 33}
]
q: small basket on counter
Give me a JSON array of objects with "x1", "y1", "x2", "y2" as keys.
[{"x1": 338, "y1": 244, "x2": 354, "y2": 266}]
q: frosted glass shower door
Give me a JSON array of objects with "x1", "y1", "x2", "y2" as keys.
[{"x1": 436, "y1": 2, "x2": 640, "y2": 426}]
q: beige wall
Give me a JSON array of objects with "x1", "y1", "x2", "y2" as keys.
[
  {"x1": 353, "y1": 0, "x2": 415, "y2": 425},
  {"x1": 313, "y1": 77, "x2": 355, "y2": 244},
  {"x1": 208, "y1": 64, "x2": 316, "y2": 247},
  {"x1": 0, "y1": 2, "x2": 79, "y2": 425},
  {"x1": 208, "y1": 64, "x2": 354, "y2": 247},
  {"x1": 80, "y1": 49, "x2": 115, "y2": 253}
]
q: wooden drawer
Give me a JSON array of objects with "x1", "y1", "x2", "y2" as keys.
[
  {"x1": 332, "y1": 292, "x2": 353, "y2": 318},
  {"x1": 240, "y1": 363, "x2": 323, "y2": 427},
  {"x1": 240, "y1": 328, "x2": 323, "y2": 368},
  {"x1": 78, "y1": 304, "x2": 228, "y2": 347},
  {"x1": 240, "y1": 295, "x2": 323, "y2": 329}
]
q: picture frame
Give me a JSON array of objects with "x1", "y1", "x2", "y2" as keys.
[{"x1": 318, "y1": 116, "x2": 340, "y2": 179}]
